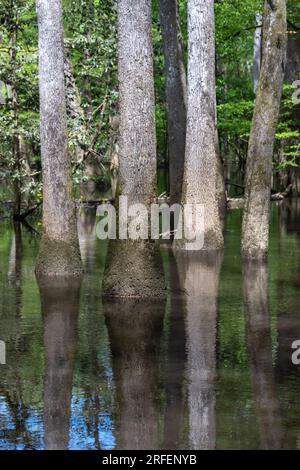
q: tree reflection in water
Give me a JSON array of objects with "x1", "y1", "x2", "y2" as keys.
[{"x1": 38, "y1": 277, "x2": 82, "y2": 450}]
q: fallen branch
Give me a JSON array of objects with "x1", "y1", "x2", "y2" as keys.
[
  {"x1": 227, "y1": 184, "x2": 293, "y2": 209},
  {"x1": 78, "y1": 198, "x2": 115, "y2": 206},
  {"x1": 271, "y1": 183, "x2": 293, "y2": 200},
  {"x1": 226, "y1": 180, "x2": 245, "y2": 191}
]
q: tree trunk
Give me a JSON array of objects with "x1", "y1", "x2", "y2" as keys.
[
  {"x1": 253, "y1": 13, "x2": 263, "y2": 94},
  {"x1": 35, "y1": 0, "x2": 83, "y2": 276},
  {"x1": 216, "y1": 132, "x2": 227, "y2": 228},
  {"x1": 276, "y1": 33, "x2": 300, "y2": 193},
  {"x1": 103, "y1": 0, "x2": 165, "y2": 298},
  {"x1": 241, "y1": 0, "x2": 287, "y2": 260},
  {"x1": 8, "y1": 5, "x2": 21, "y2": 219},
  {"x1": 175, "y1": 0, "x2": 224, "y2": 251},
  {"x1": 158, "y1": 0, "x2": 187, "y2": 205},
  {"x1": 284, "y1": 32, "x2": 300, "y2": 84},
  {"x1": 64, "y1": 49, "x2": 86, "y2": 164}
]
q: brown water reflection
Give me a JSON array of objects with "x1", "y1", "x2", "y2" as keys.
[
  {"x1": 175, "y1": 251, "x2": 222, "y2": 450},
  {"x1": 243, "y1": 261, "x2": 285, "y2": 449},
  {"x1": 0, "y1": 200, "x2": 300, "y2": 449},
  {"x1": 40, "y1": 278, "x2": 81, "y2": 450},
  {"x1": 104, "y1": 300, "x2": 164, "y2": 450}
]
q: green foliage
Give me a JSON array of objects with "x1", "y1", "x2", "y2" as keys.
[
  {"x1": 0, "y1": 0, "x2": 39, "y2": 203},
  {"x1": 275, "y1": 84, "x2": 300, "y2": 171},
  {"x1": 63, "y1": 0, "x2": 118, "y2": 159},
  {"x1": 0, "y1": 0, "x2": 299, "y2": 203},
  {"x1": 217, "y1": 100, "x2": 254, "y2": 139}
]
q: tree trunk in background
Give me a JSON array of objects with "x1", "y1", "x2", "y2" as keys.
[
  {"x1": 108, "y1": 115, "x2": 120, "y2": 199},
  {"x1": 8, "y1": 6, "x2": 21, "y2": 219},
  {"x1": 36, "y1": 0, "x2": 83, "y2": 276},
  {"x1": 241, "y1": 0, "x2": 287, "y2": 260},
  {"x1": 277, "y1": 32, "x2": 300, "y2": 193},
  {"x1": 103, "y1": 0, "x2": 165, "y2": 298},
  {"x1": 216, "y1": 132, "x2": 227, "y2": 228},
  {"x1": 158, "y1": 0, "x2": 186, "y2": 205},
  {"x1": 253, "y1": 13, "x2": 263, "y2": 95},
  {"x1": 215, "y1": 57, "x2": 227, "y2": 226},
  {"x1": 82, "y1": 0, "x2": 95, "y2": 120},
  {"x1": 175, "y1": 0, "x2": 224, "y2": 251},
  {"x1": 284, "y1": 33, "x2": 300, "y2": 84},
  {"x1": 64, "y1": 49, "x2": 86, "y2": 164},
  {"x1": 64, "y1": 50, "x2": 101, "y2": 198}
]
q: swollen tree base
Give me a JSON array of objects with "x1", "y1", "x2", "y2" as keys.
[
  {"x1": 35, "y1": 236, "x2": 83, "y2": 278},
  {"x1": 103, "y1": 240, "x2": 166, "y2": 299},
  {"x1": 173, "y1": 227, "x2": 224, "y2": 253}
]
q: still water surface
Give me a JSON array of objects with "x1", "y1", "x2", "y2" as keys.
[{"x1": 0, "y1": 200, "x2": 300, "y2": 449}]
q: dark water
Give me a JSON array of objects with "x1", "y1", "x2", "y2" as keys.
[{"x1": 0, "y1": 200, "x2": 300, "y2": 450}]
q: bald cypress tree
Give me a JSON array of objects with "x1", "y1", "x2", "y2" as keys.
[
  {"x1": 103, "y1": 0, "x2": 165, "y2": 298},
  {"x1": 242, "y1": 0, "x2": 287, "y2": 259},
  {"x1": 159, "y1": 0, "x2": 187, "y2": 205},
  {"x1": 35, "y1": 0, "x2": 82, "y2": 276},
  {"x1": 175, "y1": 0, "x2": 224, "y2": 251}
]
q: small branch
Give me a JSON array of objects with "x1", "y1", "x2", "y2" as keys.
[
  {"x1": 79, "y1": 198, "x2": 115, "y2": 206},
  {"x1": 227, "y1": 184, "x2": 293, "y2": 209},
  {"x1": 226, "y1": 180, "x2": 245, "y2": 191},
  {"x1": 72, "y1": 147, "x2": 104, "y2": 175},
  {"x1": 225, "y1": 25, "x2": 262, "y2": 41},
  {"x1": 21, "y1": 218, "x2": 39, "y2": 236}
]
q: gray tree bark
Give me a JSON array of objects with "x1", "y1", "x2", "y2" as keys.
[
  {"x1": 253, "y1": 13, "x2": 263, "y2": 94},
  {"x1": 116, "y1": 0, "x2": 157, "y2": 207},
  {"x1": 35, "y1": 0, "x2": 83, "y2": 276},
  {"x1": 216, "y1": 133, "x2": 227, "y2": 228},
  {"x1": 158, "y1": 0, "x2": 187, "y2": 205},
  {"x1": 241, "y1": 0, "x2": 287, "y2": 259},
  {"x1": 64, "y1": 49, "x2": 86, "y2": 164},
  {"x1": 103, "y1": 0, "x2": 165, "y2": 298},
  {"x1": 175, "y1": 0, "x2": 224, "y2": 251}
]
